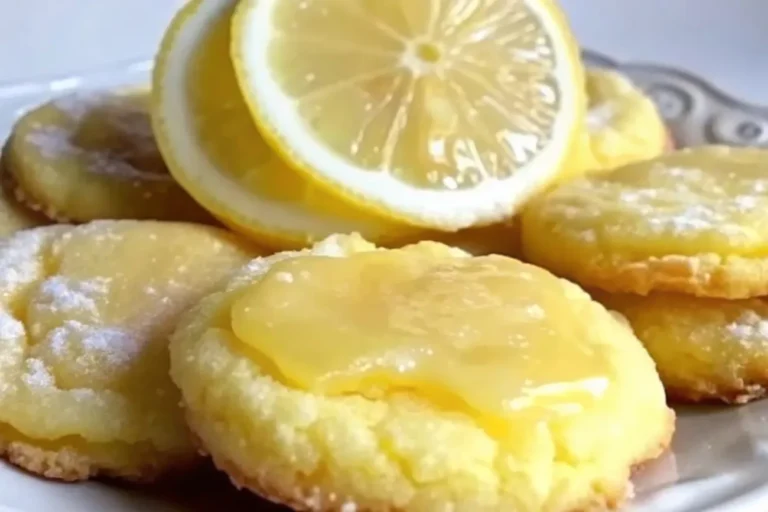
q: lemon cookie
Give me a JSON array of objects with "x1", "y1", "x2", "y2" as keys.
[
  {"x1": 0, "y1": 221, "x2": 255, "y2": 481},
  {"x1": 523, "y1": 146, "x2": 768, "y2": 298},
  {"x1": 2, "y1": 89, "x2": 214, "y2": 223},
  {"x1": 0, "y1": 166, "x2": 48, "y2": 235},
  {"x1": 569, "y1": 69, "x2": 667, "y2": 178},
  {"x1": 171, "y1": 234, "x2": 673, "y2": 511},
  {"x1": 598, "y1": 291, "x2": 768, "y2": 404}
]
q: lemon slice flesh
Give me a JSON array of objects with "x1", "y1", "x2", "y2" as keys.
[
  {"x1": 153, "y1": 0, "x2": 419, "y2": 249},
  {"x1": 232, "y1": 0, "x2": 584, "y2": 230}
]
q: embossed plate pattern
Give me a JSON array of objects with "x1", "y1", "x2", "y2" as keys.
[{"x1": 0, "y1": 54, "x2": 767, "y2": 512}]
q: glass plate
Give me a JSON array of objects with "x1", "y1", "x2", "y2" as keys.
[{"x1": 0, "y1": 55, "x2": 767, "y2": 512}]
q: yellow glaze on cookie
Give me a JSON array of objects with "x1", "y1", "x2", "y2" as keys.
[
  {"x1": 523, "y1": 146, "x2": 768, "y2": 298},
  {"x1": 2, "y1": 89, "x2": 214, "y2": 223},
  {"x1": 0, "y1": 221, "x2": 255, "y2": 481},
  {"x1": 597, "y1": 291, "x2": 768, "y2": 404},
  {"x1": 233, "y1": 246, "x2": 611, "y2": 422},
  {"x1": 171, "y1": 234, "x2": 672, "y2": 512}
]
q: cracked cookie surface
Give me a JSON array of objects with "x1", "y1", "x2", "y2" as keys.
[
  {"x1": 0, "y1": 221, "x2": 255, "y2": 481},
  {"x1": 170, "y1": 234, "x2": 672, "y2": 511},
  {"x1": 523, "y1": 146, "x2": 768, "y2": 298}
]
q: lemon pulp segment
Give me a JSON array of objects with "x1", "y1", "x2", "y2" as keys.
[
  {"x1": 231, "y1": 244, "x2": 617, "y2": 422},
  {"x1": 233, "y1": 0, "x2": 584, "y2": 228},
  {"x1": 153, "y1": 0, "x2": 418, "y2": 249}
]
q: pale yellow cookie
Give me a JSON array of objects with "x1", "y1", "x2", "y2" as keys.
[
  {"x1": 0, "y1": 164, "x2": 49, "y2": 235},
  {"x1": 2, "y1": 89, "x2": 214, "y2": 223},
  {"x1": 171, "y1": 234, "x2": 673, "y2": 511},
  {"x1": 597, "y1": 291, "x2": 768, "y2": 405},
  {"x1": 523, "y1": 146, "x2": 768, "y2": 298},
  {"x1": 0, "y1": 221, "x2": 255, "y2": 481},
  {"x1": 577, "y1": 70, "x2": 667, "y2": 176}
]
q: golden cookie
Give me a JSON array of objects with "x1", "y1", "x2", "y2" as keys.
[
  {"x1": 171, "y1": 234, "x2": 673, "y2": 511},
  {"x1": 597, "y1": 291, "x2": 768, "y2": 405},
  {"x1": 2, "y1": 89, "x2": 214, "y2": 223},
  {"x1": 0, "y1": 165, "x2": 49, "y2": 235},
  {"x1": 523, "y1": 146, "x2": 768, "y2": 298},
  {"x1": 0, "y1": 221, "x2": 255, "y2": 481},
  {"x1": 578, "y1": 70, "x2": 667, "y2": 175}
]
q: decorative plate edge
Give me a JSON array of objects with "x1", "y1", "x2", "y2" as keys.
[{"x1": 582, "y1": 50, "x2": 768, "y2": 148}]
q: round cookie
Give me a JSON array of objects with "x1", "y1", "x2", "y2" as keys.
[
  {"x1": 0, "y1": 191, "x2": 49, "y2": 236},
  {"x1": 523, "y1": 146, "x2": 768, "y2": 298},
  {"x1": 170, "y1": 234, "x2": 673, "y2": 511},
  {"x1": 0, "y1": 221, "x2": 256, "y2": 481},
  {"x1": 597, "y1": 291, "x2": 768, "y2": 404},
  {"x1": 583, "y1": 70, "x2": 668, "y2": 171},
  {"x1": 0, "y1": 171, "x2": 48, "y2": 236},
  {"x1": 2, "y1": 88, "x2": 214, "y2": 223},
  {"x1": 559, "y1": 70, "x2": 668, "y2": 181}
]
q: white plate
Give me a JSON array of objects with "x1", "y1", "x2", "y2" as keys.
[{"x1": 1, "y1": 53, "x2": 768, "y2": 512}]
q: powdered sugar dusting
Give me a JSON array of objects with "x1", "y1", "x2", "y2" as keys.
[
  {"x1": 543, "y1": 156, "x2": 768, "y2": 245},
  {"x1": 52, "y1": 90, "x2": 155, "y2": 143},
  {"x1": 52, "y1": 91, "x2": 110, "y2": 121},
  {"x1": 275, "y1": 271, "x2": 294, "y2": 283},
  {"x1": 0, "y1": 227, "x2": 59, "y2": 295},
  {"x1": 36, "y1": 276, "x2": 111, "y2": 317},
  {"x1": 726, "y1": 311, "x2": 768, "y2": 346},
  {"x1": 25, "y1": 123, "x2": 171, "y2": 182},
  {"x1": 46, "y1": 320, "x2": 141, "y2": 369},
  {"x1": 22, "y1": 358, "x2": 55, "y2": 388},
  {"x1": 313, "y1": 235, "x2": 352, "y2": 257},
  {"x1": 586, "y1": 102, "x2": 616, "y2": 133},
  {"x1": 0, "y1": 309, "x2": 24, "y2": 340}
]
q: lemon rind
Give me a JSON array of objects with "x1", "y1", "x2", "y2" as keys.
[{"x1": 231, "y1": 0, "x2": 586, "y2": 230}]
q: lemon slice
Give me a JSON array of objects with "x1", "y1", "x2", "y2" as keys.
[
  {"x1": 231, "y1": 0, "x2": 584, "y2": 230},
  {"x1": 152, "y1": 0, "x2": 420, "y2": 249}
]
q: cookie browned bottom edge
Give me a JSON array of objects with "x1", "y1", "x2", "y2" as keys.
[
  {"x1": 195, "y1": 409, "x2": 675, "y2": 512},
  {"x1": 571, "y1": 252, "x2": 768, "y2": 300},
  {"x1": 665, "y1": 381, "x2": 768, "y2": 405},
  {"x1": 0, "y1": 143, "x2": 73, "y2": 224},
  {"x1": 0, "y1": 436, "x2": 201, "y2": 483}
]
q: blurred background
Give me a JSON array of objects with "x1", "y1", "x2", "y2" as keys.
[{"x1": 0, "y1": 0, "x2": 766, "y2": 104}]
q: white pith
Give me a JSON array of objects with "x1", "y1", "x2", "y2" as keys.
[{"x1": 154, "y1": 0, "x2": 396, "y2": 243}]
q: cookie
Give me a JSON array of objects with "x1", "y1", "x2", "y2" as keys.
[
  {"x1": 170, "y1": 234, "x2": 673, "y2": 511},
  {"x1": 1, "y1": 88, "x2": 214, "y2": 223},
  {"x1": 0, "y1": 221, "x2": 255, "y2": 481},
  {"x1": 523, "y1": 146, "x2": 768, "y2": 298},
  {"x1": 583, "y1": 70, "x2": 668, "y2": 171},
  {"x1": 561, "y1": 70, "x2": 668, "y2": 181},
  {"x1": 0, "y1": 164, "x2": 49, "y2": 236},
  {"x1": 597, "y1": 291, "x2": 768, "y2": 404}
]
